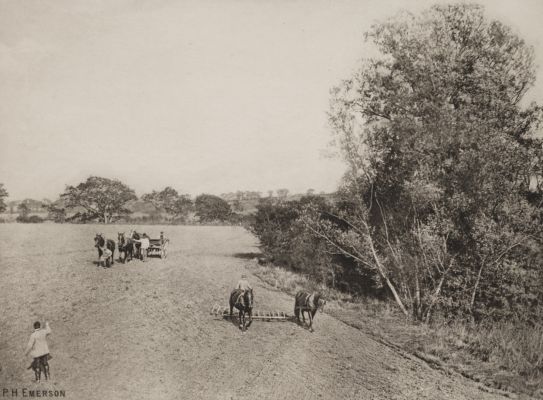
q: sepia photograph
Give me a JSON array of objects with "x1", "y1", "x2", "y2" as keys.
[{"x1": 0, "y1": 0, "x2": 542, "y2": 399}]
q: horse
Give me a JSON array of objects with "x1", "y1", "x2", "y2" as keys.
[
  {"x1": 94, "y1": 234, "x2": 115, "y2": 268},
  {"x1": 117, "y1": 232, "x2": 135, "y2": 263},
  {"x1": 28, "y1": 354, "x2": 50, "y2": 382},
  {"x1": 229, "y1": 289, "x2": 254, "y2": 332},
  {"x1": 294, "y1": 291, "x2": 326, "y2": 332}
]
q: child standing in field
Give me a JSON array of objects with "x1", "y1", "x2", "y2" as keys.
[
  {"x1": 100, "y1": 245, "x2": 113, "y2": 267},
  {"x1": 24, "y1": 321, "x2": 52, "y2": 382}
]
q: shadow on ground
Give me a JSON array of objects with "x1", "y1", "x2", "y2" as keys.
[{"x1": 232, "y1": 252, "x2": 262, "y2": 260}]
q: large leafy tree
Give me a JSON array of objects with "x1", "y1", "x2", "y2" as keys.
[
  {"x1": 194, "y1": 194, "x2": 232, "y2": 223},
  {"x1": 323, "y1": 4, "x2": 542, "y2": 320},
  {"x1": 141, "y1": 187, "x2": 193, "y2": 222},
  {"x1": 60, "y1": 176, "x2": 137, "y2": 223},
  {"x1": 0, "y1": 184, "x2": 8, "y2": 213}
]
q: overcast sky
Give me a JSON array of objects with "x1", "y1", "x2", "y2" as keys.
[{"x1": 1, "y1": 0, "x2": 542, "y2": 200}]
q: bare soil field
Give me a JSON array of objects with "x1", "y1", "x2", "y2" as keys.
[{"x1": 0, "y1": 224, "x2": 513, "y2": 399}]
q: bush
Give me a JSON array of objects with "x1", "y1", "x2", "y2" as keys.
[
  {"x1": 16, "y1": 215, "x2": 44, "y2": 223},
  {"x1": 249, "y1": 196, "x2": 381, "y2": 295},
  {"x1": 194, "y1": 194, "x2": 232, "y2": 223}
]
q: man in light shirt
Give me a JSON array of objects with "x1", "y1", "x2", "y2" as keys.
[
  {"x1": 236, "y1": 274, "x2": 252, "y2": 292},
  {"x1": 133, "y1": 233, "x2": 150, "y2": 262},
  {"x1": 24, "y1": 321, "x2": 52, "y2": 381}
]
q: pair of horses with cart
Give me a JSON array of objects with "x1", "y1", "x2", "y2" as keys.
[
  {"x1": 227, "y1": 289, "x2": 326, "y2": 332},
  {"x1": 93, "y1": 231, "x2": 168, "y2": 267}
]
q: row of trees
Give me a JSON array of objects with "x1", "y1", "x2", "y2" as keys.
[
  {"x1": 1, "y1": 178, "x2": 317, "y2": 224},
  {"x1": 0, "y1": 178, "x2": 235, "y2": 224},
  {"x1": 221, "y1": 189, "x2": 304, "y2": 201},
  {"x1": 58, "y1": 177, "x2": 236, "y2": 224},
  {"x1": 250, "y1": 4, "x2": 542, "y2": 323}
]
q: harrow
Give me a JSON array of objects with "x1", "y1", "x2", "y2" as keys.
[{"x1": 210, "y1": 304, "x2": 294, "y2": 321}]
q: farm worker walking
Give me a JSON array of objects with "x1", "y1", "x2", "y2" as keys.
[
  {"x1": 133, "y1": 233, "x2": 150, "y2": 262},
  {"x1": 236, "y1": 274, "x2": 252, "y2": 293},
  {"x1": 24, "y1": 321, "x2": 52, "y2": 380}
]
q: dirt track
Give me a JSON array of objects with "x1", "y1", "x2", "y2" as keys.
[{"x1": 0, "y1": 224, "x2": 509, "y2": 399}]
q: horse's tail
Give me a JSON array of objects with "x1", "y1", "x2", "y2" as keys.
[{"x1": 294, "y1": 291, "x2": 306, "y2": 319}]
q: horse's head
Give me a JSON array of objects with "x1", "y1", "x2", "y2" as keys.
[
  {"x1": 314, "y1": 293, "x2": 326, "y2": 311},
  {"x1": 118, "y1": 232, "x2": 125, "y2": 244},
  {"x1": 94, "y1": 234, "x2": 104, "y2": 248}
]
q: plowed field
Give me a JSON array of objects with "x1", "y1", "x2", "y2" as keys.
[{"x1": 0, "y1": 224, "x2": 507, "y2": 399}]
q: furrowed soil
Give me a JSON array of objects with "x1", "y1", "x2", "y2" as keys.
[{"x1": 0, "y1": 224, "x2": 513, "y2": 399}]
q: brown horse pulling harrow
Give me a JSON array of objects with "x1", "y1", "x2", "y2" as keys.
[{"x1": 210, "y1": 304, "x2": 294, "y2": 321}]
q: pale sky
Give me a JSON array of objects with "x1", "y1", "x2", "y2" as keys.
[{"x1": 1, "y1": 0, "x2": 542, "y2": 200}]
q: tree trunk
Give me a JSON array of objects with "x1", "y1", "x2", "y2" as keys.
[
  {"x1": 414, "y1": 264, "x2": 422, "y2": 320},
  {"x1": 301, "y1": 215, "x2": 409, "y2": 316},
  {"x1": 469, "y1": 262, "x2": 485, "y2": 316},
  {"x1": 424, "y1": 273, "x2": 446, "y2": 324},
  {"x1": 366, "y1": 232, "x2": 409, "y2": 317}
]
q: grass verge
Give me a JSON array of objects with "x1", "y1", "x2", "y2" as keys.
[{"x1": 248, "y1": 261, "x2": 543, "y2": 399}]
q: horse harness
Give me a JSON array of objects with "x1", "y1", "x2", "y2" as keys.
[
  {"x1": 297, "y1": 293, "x2": 315, "y2": 311},
  {"x1": 235, "y1": 290, "x2": 251, "y2": 307}
]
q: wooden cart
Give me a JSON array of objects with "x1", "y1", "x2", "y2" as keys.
[{"x1": 146, "y1": 232, "x2": 169, "y2": 259}]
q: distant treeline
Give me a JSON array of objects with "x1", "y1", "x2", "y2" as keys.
[{"x1": 0, "y1": 181, "x2": 328, "y2": 226}]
